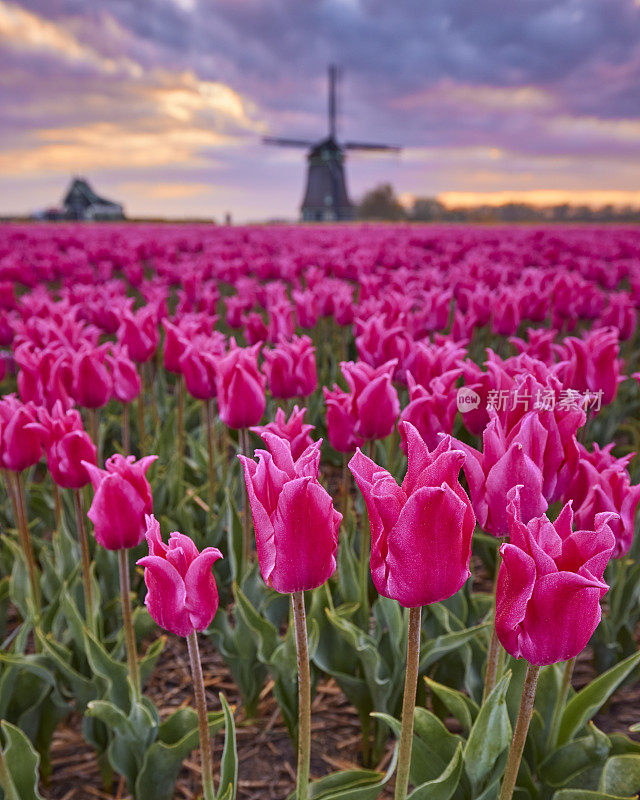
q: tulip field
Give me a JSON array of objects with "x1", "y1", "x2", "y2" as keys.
[{"x1": 3, "y1": 221, "x2": 640, "y2": 800}]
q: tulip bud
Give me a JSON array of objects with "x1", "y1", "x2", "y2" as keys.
[
  {"x1": 341, "y1": 359, "x2": 400, "y2": 442},
  {"x1": 263, "y1": 336, "x2": 317, "y2": 400},
  {"x1": 216, "y1": 342, "x2": 266, "y2": 429},
  {"x1": 251, "y1": 405, "x2": 314, "y2": 461},
  {"x1": 496, "y1": 486, "x2": 616, "y2": 665},
  {"x1": 0, "y1": 395, "x2": 42, "y2": 472},
  {"x1": 322, "y1": 384, "x2": 364, "y2": 453},
  {"x1": 83, "y1": 454, "x2": 157, "y2": 550},
  {"x1": 137, "y1": 515, "x2": 222, "y2": 637},
  {"x1": 31, "y1": 402, "x2": 96, "y2": 488},
  {"x1": 70, "y1": 345, "x2": 112, "y2": 409},
  {"x1": 107, "y1": 344, "x2": 141, "y2": 404},
  {"x1": 117, "y1": 306, "x2": 159, "y2": 364},
  {"x1": 239, "y1": 435, "x2": 342, "y2": 593},
  {"x1": 349, "y1": 422, "x2": 475, "y2": 607}
]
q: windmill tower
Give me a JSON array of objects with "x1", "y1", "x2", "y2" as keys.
[{"x1": 264, "y1": 66, "x2": 400, "y2": 221}]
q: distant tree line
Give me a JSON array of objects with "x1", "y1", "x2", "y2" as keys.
[{"x1": 357, "y1": 183, "x2": 640, "y2": 223}]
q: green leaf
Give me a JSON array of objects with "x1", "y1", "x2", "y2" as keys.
[
  {"x1": 373, "y1": 710, "x2": 460, "y2": 787},
  {"x1": 424, "y1": 676, "x2": 479, "y2": 734},
  {"x1": 83, "y1": 629, "x2": 130, "y2": 711},
  {"x1": 557, "y1": 651, "x2": 640, "y2": 746},
  {"x1": 285, "y1": 745, "x2": 398, "y2": 799},
  {"x1": 464, "y1": 671, "x2": 512, "y2": 792},
  {"x1": 408, "y1": 742, "x2": 464, "y2": 800},
  {"x1": 217, "y1": 694, "x2": 237, "y2": 800},
  {"x1": 139, "y1": 636, "x2": 166, "y2": 688},
  {"x1": 600, "y1": 754, "x2": 640, "y2": 796},
  {"x1": 135, "y1": 710, "x2": 225, "y2": 800},
  {"x1": 539, "y1": 723, "x2": 611, "y2": 787},
  {"x1": 0, "y1": 721, "x2": 44, "y2": 800},
  {"x1": 420, "y1": 622, "x2": 490, "y2": 671},
  {"x1": 233, "y1": 583, "x2": 279, "y2": 661},
  {"x1": 35, "y1": 632, "x2": 96, "y2": 710}
]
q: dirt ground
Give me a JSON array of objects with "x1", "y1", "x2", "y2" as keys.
[{"x1": 41, "y1": 620, "x2": 640, "y2": 800}]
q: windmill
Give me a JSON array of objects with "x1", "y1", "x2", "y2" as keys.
[{"x1": 264, "y1": 66, "x2": 400, "y2": 221}]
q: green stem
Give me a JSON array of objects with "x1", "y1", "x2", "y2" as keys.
[
  {"x1": 52, "y1": 481, "x2": 62, "y2": 532},
  {"x1": 292, "y1": 591, "x2": 311, "y2": 800},
  {"x1": 122, "y1": 403, "x2": 130, "y2": 454},
  {"x1": 548, "y1": 657, "x2": 576, "y2": 750},
  {"x1": 117, "y1": 548, "x2": 141, "y2": 703},
  {"x1": 177, "y1": 375, "x2": 185, "y2": 462},
  {"x1": 88, "y1": 407, "x2": 100, "y2": 461},
  {"x1": 137, "y1": 392, "x2": 146, "y2": 452},
  {"x1": 13, "y1": 471, "x2": 41, "y2": 619},
  {"x1": 187, "y1": 631, "x2": 216, "y2": 800},
  {"x1": 483, "y1": 550, "x2": 504, "y2": 702},
  {"x1": 361, "y1": 712, "x2": 371, "y2": 767},
  {"x1": 73, "y1": 489, "x2": 95, "y2": 634},
  {"x1": 0, "y1": 745, "x2": 21, "y2": 800},
  {"x1": 483, "y1": 626, "x2": 502, "y2": 703},
  {"x1": 205, "y1": 399, "x2": 216, "y2": 512},
  {"x1": 146, "y1": 361, "x2": 160, "y2": 431},
  {"x1": 499, "y1": 663, "x2": 540, "y2": 800},
  {"x1": 341, "y1": 452, "x2": 350, "y2": 526},
  {"x1": 240, "y1": 428, "x2": 251, "y2": 567},
  {"x1": 395, "y1": 606, "x2": 422, "y2": 800}
]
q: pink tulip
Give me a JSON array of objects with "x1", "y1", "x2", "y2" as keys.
[
  {"x1": 83, "y1": 454, "x2": 157, "y2": 550},
  {"x1": 251, "y1": 405, "x2": 314, "y2": 461},
  {"x1": 107, "y1": 344, "x2": 141, "y2": 404},
  {"x1": 565, "y1": 446, "x2": 640, "y2": 558},
  {"x1": 267, "y1": 301, "x2": 296, "y2": 343},
  {"x1": 239, "y1": 435, "x2": 342, "y2": 593},
  {"x1": 0, "y1": 395, "x2": 42, "y2": 472},
  {"x1": 162, "y1": 319, "x2": 189, "y2": 374},
  {"x1": 403, "y1": 339, "x2": 467, "y2": 389},
  {"x1": 178, "y1": 337, "x2": 224, "y2": 401},
  {"x1": 30, "y1": 402, "x2": 96, "y2": 488},
  {"x1": 496, "y1": 486, "x2": 615, "y2": 665},
  {"x1": 554, "y1": 327, "x2": 622, "y2": 407},
  {"x1": 263, "y1": 336, "x2": 317, "y2": 400},
  {"x1": 399, "y1": 369, "x2": 460, "y2": 451},
  {"x1": 509, "y1": 328, "x2": 558, "y2": 366},
  {"x1": 349, "y1": 422, "x2": 475, "y2": 607},
  {"x1": 292, "y1": 289, "x2": 319, "y2": 329},
  {"x1": 323, "y1": 385, "x2": 364, "y2": 453},
  {"x1": 70, "y1": 345, "x2": 112, "y2": 409},
  {"x1": 355, "y1": 316, "x2": 412, "y2": 381},
  {"x1": 243, "y1": 311, "x2": 268, "y2": 345},
  {"x1": 137, "y1": 515, "x2": 222, "y2": 637},
  {"x1": 457, "y1": 411, "x2": 548, "y2": 536},
  {"x1": 341, "y1": 359, "x2": 400, "y2": 442},
  {"x1": 216, "y1": 342, "x2": 266, "y2": 429},
  {"x1": 117, "y1": 306, "x2": 159, "y2": 364}
]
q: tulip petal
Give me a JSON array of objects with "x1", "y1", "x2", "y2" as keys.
[
  {"x1": 270, "y1": 477, "x2": 339, "y2": 593},
  {"x1": 184, "y1": 547, "x2": 223, "y2": 631},
  {"x1": 518, "y1": 571, "x2": 607, "y2": 665},
  {"x1": 384, "y1": 484, "x2": 472, "y2": 607},
  {"x1": 349, "y1": 448, "x2": 391, "y2": 551},
  {"x1": 87, "y1": 473, "x2": 147, "y2": 550},
  {"x1": 495, "y1": 543, "x2": 536, "y2": 661},
  {"x1": 238, "y1": 455, "x2": 276, "y2": 586},
  {"x1": 137, "y1": 555, "x2": 193, "y2": 637},
  {"x1": 486, "y1": 444, "x2": 548, "y2": 536}
]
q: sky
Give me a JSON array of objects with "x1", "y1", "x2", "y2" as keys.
[{"x1": 3, "y1": 0, "x2": 640, "y2": 221}]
